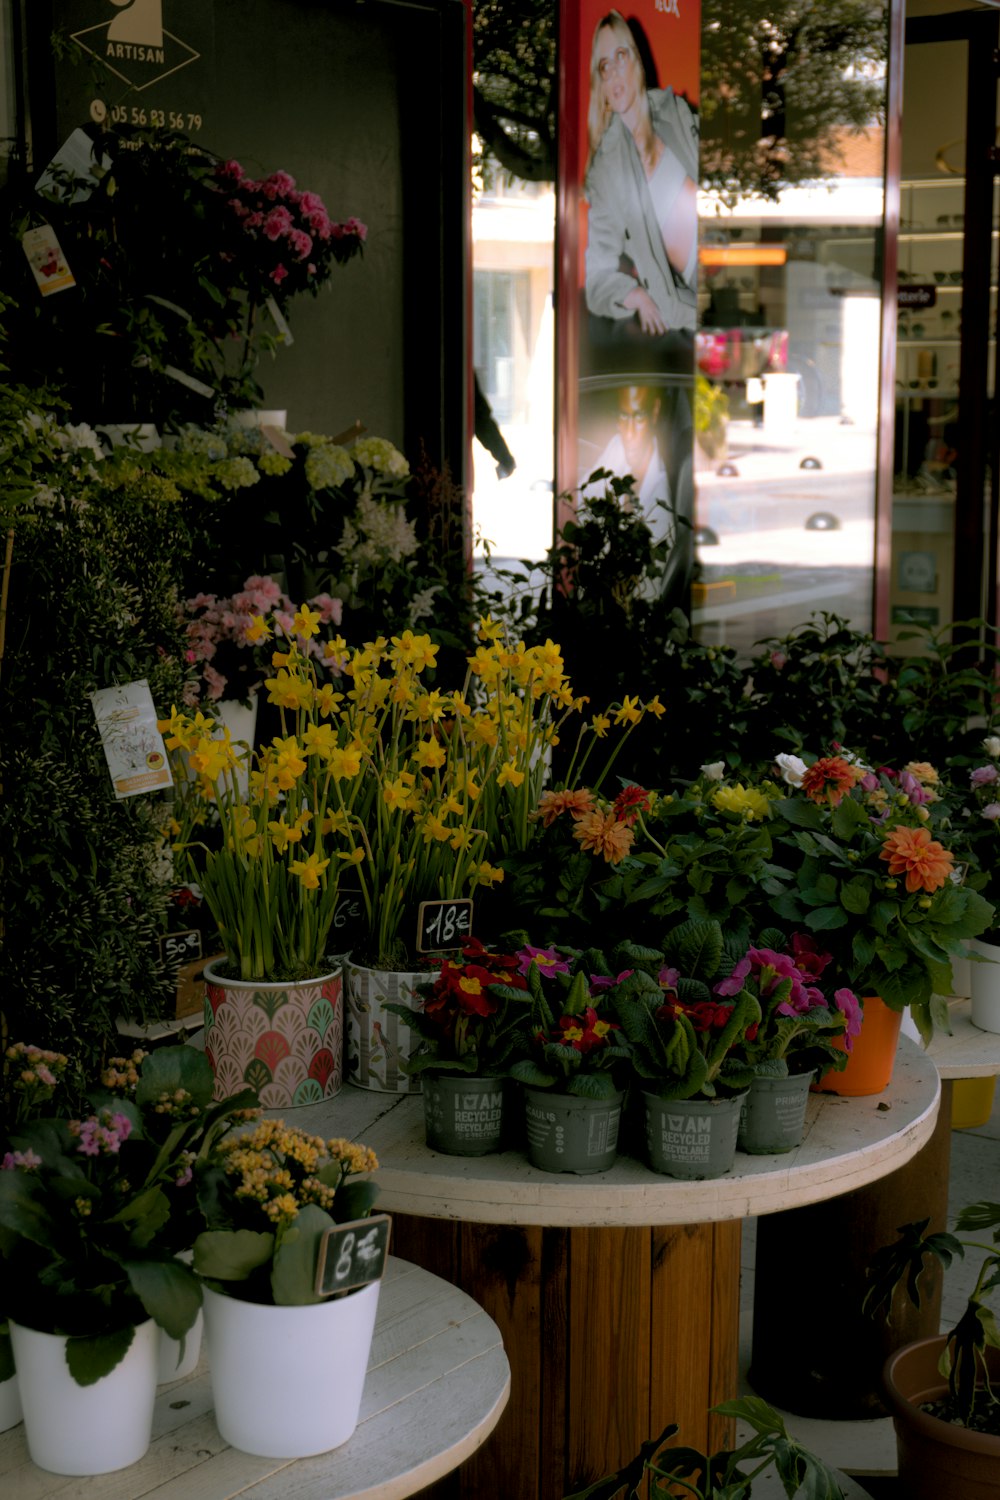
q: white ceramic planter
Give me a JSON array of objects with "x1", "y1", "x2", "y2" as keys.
[
  {"x1": 969, "y1": 937, "x2": 1000, "y2": 1034},
  {"x1": 345, "y1": 963, "x2": 437, "y2": 1094},
  {"x1": 0, "y1": 1371, "x2": 22, "y2": 1434},
  {"x1": 9, "y1": 1318, "x2": 158, "y2": 1475},
  {"x1": 201, "y1": 1280, "x2": 380, "y2": 1457}
]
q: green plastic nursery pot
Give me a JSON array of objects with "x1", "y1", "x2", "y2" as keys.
[
  {"x1": 642, "y1": 1091, "x2": 746, "y2": 1180},
  {"x1": 522, "y1": 1086, "x2": 623, "y2": 1173},
  {"x1": 422, "y1": 1075, "x2": 511, "y2": 1156},
  {"x1": 737, "y1": 1071, "x2": 815, "y2": 1155},
  {"x1": 882, "y1": 1336, "x2": 1000, "y2": 1500}
]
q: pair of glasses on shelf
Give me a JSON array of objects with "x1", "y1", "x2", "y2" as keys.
[
  {"x1": 907, "y1": 379, "x2": 940, "y2": 389},
  {"x1": 935, "y1": 213, "x2": 965, "y2": 227},
  {"x1": 933, "y1": 271, "x2": 963, "y2": 283}
]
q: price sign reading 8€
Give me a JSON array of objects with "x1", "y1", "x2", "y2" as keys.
[
  {"x1": 416, "y1": 899, "x2": 473, "y2": 953},
  {"x1": 315, "y1": 1214, "x2": 392, "y2": 1297}
]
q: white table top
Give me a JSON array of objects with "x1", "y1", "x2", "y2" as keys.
[
  {"x1": 923, "y1": 998, "x2": 1000, "y2": 1078},
  {"x1": 286, "y1": 1036, "x2": 941, "y2": 1227},
  {"x1": 0, "y1": 1258, "x2": 510, "y2": 1500}
]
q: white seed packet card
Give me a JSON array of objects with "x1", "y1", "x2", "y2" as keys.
[
  {"x1": 90, "y1": 680, "x2": 173, "y2": 799},
  {"x1": 22, "y1": 224, "x2": 76, "y2": 296},
  {"x1": 35, "y1": 127, "x2": 112, "y2": 204}
]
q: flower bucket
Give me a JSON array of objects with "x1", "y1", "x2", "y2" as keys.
[
  {"x1": 969, "y1": 938, "x2": 1000, "y2": 1034},
  {"x1": 204, "y1": 961, "x2": 343, "y2": 1108},
  {"x1": 643, "y1": 1091, "x2": 746, "y2": 1180},
  {"x1": 423, "y1": 1075, "x2": 511, "y2": 1155},
  {"x1": 10, "y1": 1318, "x2": 158, "y2": 1475},
  {"x1": 952, "y1": 1076, "x2": 997, "y2": 1131},
  {"x1": 0, "y1": 1372, "x2": 21, "y2": 1435},
  {"x1": 201, "y1": 1280, "x2": 380, "y2": 1458},
  {"x1": 345, "y1": 963, "x2": 436, "y2": 1094},
  {"x1": 523, "y1": 1086, "x2": 623, "y2": 1174},
  {"x1": 737, "y1": 1071, "x2": 815, "y2": 1155},
  {"x1": 812, "y1": 995, "x2": 901, "y2": 1097}
]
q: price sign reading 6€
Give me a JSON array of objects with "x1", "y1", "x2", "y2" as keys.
[
  {"x1": 315, "y1": 1214, "x2": 392, "y2": 1297},
  {"x1": 416, "y1": 899, "x2": 473, "y2": 953}
]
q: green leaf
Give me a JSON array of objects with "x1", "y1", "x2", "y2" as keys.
[
  {"x1": 193, "y1": 1228, "x2": 274, "y2": 1282},
  {"x1": 65, "y1": 1324, "x2": 136, "y2": 1386},
  {"x1": 840, "y1": 877, "x2": 871, "y2": 915},
  {"x1": 124, "y1": 1257, "x2": 202, "y2": 1340},
  {"x1": 271, "y1": 1204, "x2": 336, "y2": 1305},
  {"x1": 831, "y1": 796, "x2": 870, "y2": 839},
  {"x1": 804, "y1": 907, "x2": 849, "y2": 932},
  {"x1": 135, "y1": 1045, "x2": 215, "y2": 1111},
  {"x1": 334, "y1": 1179, "x2": 380, "y2": 1224},
  {"x1": 665, "y1": 918, "x2": 723, "y2": 981}
]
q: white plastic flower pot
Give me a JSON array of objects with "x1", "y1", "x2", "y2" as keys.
[
  {"x1": 201, "y1": 1280, "x2": 380, "y2": 1457},
  {"x1": 970, "y1": 938, "x2": 1000, "y2": 1034},
  {"x1": 0, "y1": 1371, "x2": 22, "y2": 1434},
  {"x1": 9, "y1": 1318, "x2": 158, "y2": 1475}
]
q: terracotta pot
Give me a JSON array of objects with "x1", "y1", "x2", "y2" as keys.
[
  {"x1": 812, "y1": 995, "x2": 901, "y2": 1097},
  {"x1": 882, "y1": 1336, "x2": 1000, "y2": 1499}
]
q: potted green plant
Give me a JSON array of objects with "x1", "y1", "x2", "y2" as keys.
[
  {"x1": 865, "y1": 1200, "x2": 1000, "y2": 1498},
  {"x1": 0, "y1": 1045, "x2": 255, "y2": 1475},
  {"x1": 768, "y1": 752, "x2": 995, "y2": 1076},
  {"x1": 192, "y1": 1119, "x2": 380, "y2": 1457},
  {"x1": 385, "y1": 938, "x2": 533, "y2": 1155},
  {"x1": 713, "y1": 930, "x2": 858, "y2": 1154},
  {"x1": 562, "y1": 1394, "x2": 848, "y2": 1497},
  {"x1": 948, "y1": 736, "x2": 1000, "y2": 1031},
  {"x1": 606, "y1": 922, "x2": 761, "y2": 1181},
  {"x1": 503, "y1": 946, "x2": 633, "y2": 1174}
]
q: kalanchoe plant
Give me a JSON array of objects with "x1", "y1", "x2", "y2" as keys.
[
  {"x1": 714, "y1": 930, "x2": 859, "y2": 1081},
  {"x1": 385, "y1": 938, "x2": 532, "y2": 1078},
  {"x1": 609, "y1": 922, "x2": 761, "y2": 1101},
  {"x1": 563, "y1": 1395, "x2": 847, "y2": 1498},
  {"x1": 193, "y1": 1121, "x2": 379, "y2": 1306},
  {"x1": 504, "y1": 947, "x2": 632, "y2": 1100},
  {"x1": 865, "y1": 1200, "x2": 1000, "y2": 1432},
  {"x1": 0, "y1": 1046, "x2": 258, "y2": 1384}
]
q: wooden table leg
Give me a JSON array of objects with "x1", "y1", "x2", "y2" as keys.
[{"x1": 391, "y1": 1214, "x2": 742, "y2": 1499}]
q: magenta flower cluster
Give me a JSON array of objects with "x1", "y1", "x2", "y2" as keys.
[
  {"x1": 714, "y1": 935, "x2": 863, "y2": 1051},
  {"x1": 215, "y1": 160, "x2": 366, "y2": 305}
]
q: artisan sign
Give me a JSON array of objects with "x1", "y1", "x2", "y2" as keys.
[{"x1": 71, "y1": 0, "x2": 201, "y2": 92}]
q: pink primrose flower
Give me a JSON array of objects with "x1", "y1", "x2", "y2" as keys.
[
  {"x1": 790, "y1": 932, "x2": 832, "y2": 980},
  {"x1": 589, "y1": 969, "x2": 634, "y2": 993},
  {"x1": 516, "y1": 945, "x2": 570, "y2": 978},
  {"x1": 713, "y1": 955, "x2": 751, "y2": 998},
  {"x1": 657, "y1": 966, "x2": 680, "y2": 992},
  {"x1": 833, "y1": 989, "x2": 863, "y2": 1052}
]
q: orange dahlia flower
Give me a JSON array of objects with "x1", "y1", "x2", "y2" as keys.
[
  {"x1": 572, "y1": 809, "x2": 634, "y2": 864},
  {"x1": 879, "y1": 825, "x2": 955, "y2": 893},
  {"x1": 800, "y1": 755, "x2": 865, "y2": 807},
  {"x1": 534, "y1": 788, "x2": 595, "y2": 827}
]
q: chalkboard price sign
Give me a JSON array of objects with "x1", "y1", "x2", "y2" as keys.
[
  {"x1": 315, "y1": 1214, "x2": 392, "y2": 1297},
  {"x1": 416, "y1": 899, "x2": 473, "y2": 953},
  {"x1": 158, "y1": 928, "x2": 202, "y2": 970}
]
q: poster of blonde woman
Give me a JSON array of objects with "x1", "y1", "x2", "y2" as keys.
[{"x1": 557, "y1": 2, "x2": 700, "y2": 612}]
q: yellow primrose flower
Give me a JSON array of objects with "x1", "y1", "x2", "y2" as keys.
[
  {"x1": 290, "y1": 852, "x2": 330, "y2": 890},
  {"x1": 497, "y1": 760, "x2": 525, "y2": 790},
  {"x1": 293, "y1": 604, "x2": 322, "y2": 639},
  {"x1": 712, "y1": 784, "x2": 772, "y2": 822}
]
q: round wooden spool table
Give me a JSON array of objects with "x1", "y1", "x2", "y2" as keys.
[{"x1": 287, "y1": 1035, "x2": 939, "y2": 1499}]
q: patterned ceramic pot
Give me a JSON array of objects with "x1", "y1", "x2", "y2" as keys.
[
  {"x1": 345, "y1": 963, "x2": 438, "y2": 1094},
  {"x1": 204, "y1": 961, "x2": 343, "y2": 1108}
]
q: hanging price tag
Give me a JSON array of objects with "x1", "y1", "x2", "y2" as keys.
[
  {"x1": 315, "y1": 1214, "x2": 391, "y2": 1297},
  {"x1": 416, "y1": 899, "x2": 473, "y2": 953}
]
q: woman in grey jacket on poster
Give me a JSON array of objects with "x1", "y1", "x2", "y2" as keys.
[{"x1": 584, "y1": 10, "x2": 699, "y2": 335}]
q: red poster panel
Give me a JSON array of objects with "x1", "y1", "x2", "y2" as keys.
[{"x1": 557, "y1": 1, "x2": 701, "y2": 612}]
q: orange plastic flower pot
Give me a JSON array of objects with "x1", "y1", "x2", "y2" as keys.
[{"x1": 811, "y1": 995, "x2": 901, "y2": 1097}]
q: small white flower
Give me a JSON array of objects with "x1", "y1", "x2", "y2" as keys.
[
  {"x1": 700, "y1": 761, "x2": 725, "y2": 782},
  {"x1": 983, "y1": 737, "x2": 1000, "y2": 759},
  {"x1": 775, "y1": 753, "x2": 807, "y2": 786}
]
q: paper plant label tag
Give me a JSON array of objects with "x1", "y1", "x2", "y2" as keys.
[
  {"x1": 90, "y1": 680, "x2": 173, "y2": 799},
  {"x1": 35, "y1": 127, "x2": 112, "y2": 205},
  {"x1": 163, "y1": 364, "x2": 216, "y2": 399},
  {"x1": 315, "y1": 1214, "x2": 391, "y2": 1297},
  {"x1": 22, "y1": 224, "x2": 75, "y2": 296}
]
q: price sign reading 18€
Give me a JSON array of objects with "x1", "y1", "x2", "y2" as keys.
[
  {"x1": 416, "y1": 899, "x2": 473, "y2": 953},
  {"x1": 315, "y1": 1214, "x2": 392, "y2": 1297}
]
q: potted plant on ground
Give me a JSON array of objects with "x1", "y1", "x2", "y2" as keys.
[
  {"x1": 192, "y1": 1119, "x2": 381, "y2": 1458},
  {"x1": 504, "y1": 947, "x2": 633, "y2": 1174},
  {"x1": 865, "y1": 1199, "x2": 1000, "y2": 1498},
  {"x1": 0, "y1": 1045, "x2": 255, "y2": 1475},
  {"x1": 385, "y1": 937, "x2": 533, "y2": 1155},
  {"x1": 606, "y1": 921, "x2": 762, "y2": 1181},
  {"x1": 562, "y1": 1394, "x2": 848, "y2": 1497}
]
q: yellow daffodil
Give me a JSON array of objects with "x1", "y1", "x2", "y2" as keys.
[
  {"x1": 290, "y1": 852, "x2": 330, "y2": 889},
  {"x1": 497, "y1": 760, "x2": 525, "y2": 790},
  {"x1": 293, "y1": 604, "x2": 322, "y2": 639}
]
